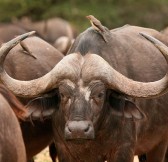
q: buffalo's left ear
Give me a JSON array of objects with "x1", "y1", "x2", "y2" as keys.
[{"x1": 123, "y1": 99, "x2": 146, "y2": 120}]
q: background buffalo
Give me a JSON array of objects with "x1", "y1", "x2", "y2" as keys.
[{"x1": 0, "y1": 84, "x2": 27, "y2": 162}]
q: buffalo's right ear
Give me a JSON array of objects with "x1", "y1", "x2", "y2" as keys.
[
  {"x1": 108, "y1": 91, "x2": 146, "y2": 120},
  {"x1": 25, "y1": 89, "x2": 60, "y2": 121}
]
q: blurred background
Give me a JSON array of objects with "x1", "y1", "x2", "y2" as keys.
[{"x1": 0, "y1": 0, "x2": 168, "y2": 32}]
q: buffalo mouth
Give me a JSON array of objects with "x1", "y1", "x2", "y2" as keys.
[{"x1": 64, "y1": 120, "x2": 95, "y2": 140}]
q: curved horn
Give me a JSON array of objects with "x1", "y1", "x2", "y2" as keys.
[
  {"x1": 0, "y1": 32, "x2": 82, "y2": 97},
  {"x1": 82, "y1": 33, "x2": 168, "y2": 98},
  {"x1": 0, "y1": 31, "x2": 35, "y2": 66}
]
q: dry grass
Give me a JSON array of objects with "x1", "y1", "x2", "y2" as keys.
[
  {"x1": 34, "y1": 148, "x2": 52, "y2": 162},
  {"x1": 35, "y1": 147, "x2": 139, "y2": 162}
]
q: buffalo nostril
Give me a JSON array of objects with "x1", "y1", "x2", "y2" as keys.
[
  {"x1": 68, "y1": 127, "x2": 72, "y2": 133},
  {"x1": 84, "y1": 125, "x2": 90, "y2": 133}
]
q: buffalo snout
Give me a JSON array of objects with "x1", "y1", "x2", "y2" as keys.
[{"x1": 65, "y1": 121, "x2": 95, "y2": 140}]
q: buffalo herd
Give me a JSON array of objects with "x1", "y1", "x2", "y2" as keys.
[{"x1": 1, "y1": 15, "x2": 168, "y2": 162}]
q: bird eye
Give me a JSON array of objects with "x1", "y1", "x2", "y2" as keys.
[{"x1": 91, "y1": 91, "x2": 105, "y2": 104}]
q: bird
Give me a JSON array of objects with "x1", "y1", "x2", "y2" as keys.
[
  {"x1": 86, "y1": 15, "x2": 109, "y2": 42},
  {"x1": 20, "y1": 41, "x2": 37, "y2": 59},
  {"x1": 86, "y1": 15, "x2": 106, "y2": 33}
]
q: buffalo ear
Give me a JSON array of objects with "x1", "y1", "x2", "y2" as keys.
[
  {"x1": 123, "y1": 100, "x2": 145, "y2": 120},
  {"x1": 109, "y1": 93, "x2": 145, "y2": 120},
  {"x1": 25, "y1": 104, "x2": 56, "y2": 121},
  {"x1": 25, "y1": 90, "x2": 60, "y2": 121}
]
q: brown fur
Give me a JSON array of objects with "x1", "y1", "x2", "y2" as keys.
[
  {"x1": 0, "y1": 84, "x2": 26, "y2": 162},
  {"x1": 0, "y1": 84, "x2": 26, "y2": 119}
]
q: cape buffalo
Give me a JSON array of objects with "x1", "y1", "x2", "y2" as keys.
[
  {"x1": 53, "y1": 36, "x2": 74, "y2": 55},
  {"x1": 14, "y1": 17, "x2": 77, "y2": 45},
  {"x1": 0, "y1": 84, "x2": 27, "y2": 162},
  {"x1": 1, "y1": 16, "x2": 168, "y2": 162},
  {"x1": 2, "y1": 32, "x2": 64, "y2": 161},
  {"x1": 0, "y1": 23, "x2": 26, "y2": 44}
]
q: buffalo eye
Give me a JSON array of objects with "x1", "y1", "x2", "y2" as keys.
[
  {"x1": 90, "y1": 82, "x2": 106, "y2": 104},
  {"x1": 91, "y1": 91, "x2": 105, "y2": 104},
  {"x1": 93, "y1": 91, "x2": 105, "y2": 99},
  {"x1": 59, "y1": 85, "x2": 73, "y2": 103},
  {"x1": 97, "y1": 92, "x2": 105, "y2": 98},
  {"x1": 60, "y1": 92, "x2": 66, "y2": 99},
  {"x1": 59, "y1": 92, "x2": 70, "y2": 103}
]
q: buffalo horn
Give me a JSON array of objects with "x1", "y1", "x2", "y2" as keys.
[
  {"x1": 0, "y1": 32, "x2": 81, "y2": 97},
  {"x1": 82, "y1": 33, "x2": 168, "y2": 98}
]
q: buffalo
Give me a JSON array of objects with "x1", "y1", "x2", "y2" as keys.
[
  {"x1": 2, "y1": 32, "x2": 64, "y2": 161},
  {"x1": 0, "y1": 84, "x2": 26, "y2": 162},
  {"x1": 14, "y1": 17, "x2": 77, "y2": 45},
  {"x1": 53, "y1": 36, "x2": 74, "y2": 55},
  {"x1": 0, "y1": 23, "x2": 27, "y2": 44},
  {"x1": 1, "y1": 15, "x2": 168, "y2": 162}
]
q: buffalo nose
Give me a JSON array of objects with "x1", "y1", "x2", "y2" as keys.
[{"x1": 65, "y1": 121, "x2": 95, "y2": 139}]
